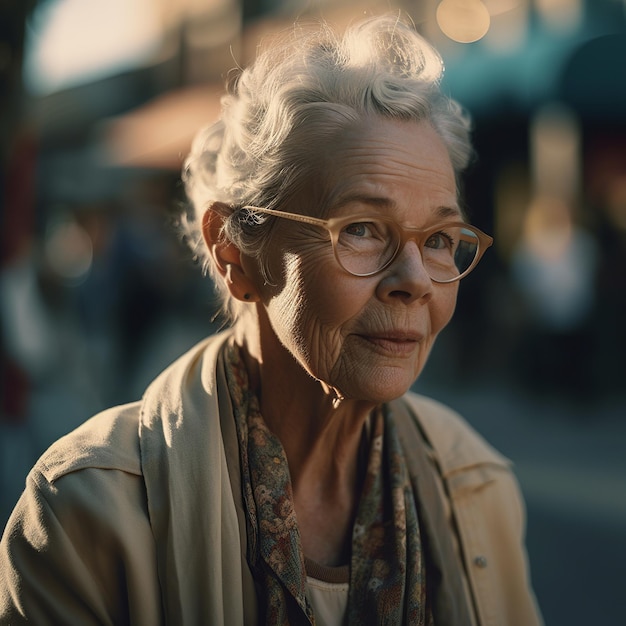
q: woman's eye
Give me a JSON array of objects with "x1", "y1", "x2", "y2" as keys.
[
  {"x1": 426, "y1": 231, "x2": 455, "y2": 249},
  {"x1": 344, "y1": 222, "x2": 374, "y2": 238}
]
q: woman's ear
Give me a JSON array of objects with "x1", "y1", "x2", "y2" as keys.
[{"x1": 201, "y1": 203, "x2": 260, "y2": 303}]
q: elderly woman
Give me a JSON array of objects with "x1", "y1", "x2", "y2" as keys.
[{"x1": 0, "y1": 15, "x2": 541, "y2": 626}]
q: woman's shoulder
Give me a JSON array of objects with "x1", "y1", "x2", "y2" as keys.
[
  {"x1": 34, "y1": 330, "x2": 235, "y2": 486},
  {"x1": 400, "y1": 391, "x2": 511, "y2": 474},
  {"x1": 1, "y1": 403, "x2": 160, "y2": 624},
  {"x1": 34, "y1": 402, "x2": 143, "y2": 485}
]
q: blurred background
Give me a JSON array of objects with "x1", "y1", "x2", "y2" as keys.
[{"x1": 1, "y1": 0, "x2": 625, "y2": 623}]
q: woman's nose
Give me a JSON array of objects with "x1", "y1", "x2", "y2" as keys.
[{"x1": 375, "y1": 240, "x2": 433, "y2": 304}]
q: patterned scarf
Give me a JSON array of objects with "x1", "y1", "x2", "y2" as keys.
[{"x1": 224, "y1": 343, "x2": 432, "y2": 625}]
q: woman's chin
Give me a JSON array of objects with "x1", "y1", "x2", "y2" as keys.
[{"x1": 338, "y1": 368, "x2": 420, "y2": 405}]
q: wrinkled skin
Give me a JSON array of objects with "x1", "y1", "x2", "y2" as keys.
[{"x1": 253, "y1": 117, "x2": 461, "y2": 407}]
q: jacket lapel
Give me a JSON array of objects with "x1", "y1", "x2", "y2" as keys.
[
  {"x1": 138, "y1": 331, "x2": 246, "y2": 625},
  {"x1": 390, "y1": 397, "x2": 475, "y2": 626}
]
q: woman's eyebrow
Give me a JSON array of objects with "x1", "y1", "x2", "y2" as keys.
[
  {"x1": 331, "y1": 194, "x2": 465, "y2": 221},
  {"x1": 436, "y1": 205, "x2": 463, "y2": 220},
  {"x1": 332, "y1": 194, "x2": 394, "y2": 211},
  {"x1": 333, "y1": 196, "x2": 463, "y2": 219}
]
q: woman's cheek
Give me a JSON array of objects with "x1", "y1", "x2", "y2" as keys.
[
  {"x1": 284, "y1": 262, "x2": 365, "y2": 372},
  {"x1": 432, "y1": 283, "x2": 459, "y2": 334}
]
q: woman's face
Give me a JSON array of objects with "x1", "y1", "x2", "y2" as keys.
[{"x1": 253, "y1": 117, "x2": 461, "y2": 404}]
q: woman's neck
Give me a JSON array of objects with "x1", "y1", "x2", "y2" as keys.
[
  {"x1": 234, "y1": 318, "x2": 373, "y2": 481},
  {"x1": 234, "y1": 318, "x2": 375, "y2": 565}
]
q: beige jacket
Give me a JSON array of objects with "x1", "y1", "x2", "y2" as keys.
[{"x1": 0, "y1": 331, "x2": 542, "y2": 625}]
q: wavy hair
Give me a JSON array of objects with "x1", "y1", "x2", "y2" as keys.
[{"x1": 181, "y1": 14, "x2": 473, "y2": 322}]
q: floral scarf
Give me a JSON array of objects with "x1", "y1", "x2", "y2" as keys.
[{"x1": 224, "y1": 342, "x2": 433, "y2": 625}]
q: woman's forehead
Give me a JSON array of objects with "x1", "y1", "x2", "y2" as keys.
[{"x1": 308, "y1": 118, "x2": 457, "y2": 218}]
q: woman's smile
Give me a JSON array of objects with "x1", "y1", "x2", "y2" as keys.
[{"x1": 356, "y1": 331, "x2": 423, "y2": 357}]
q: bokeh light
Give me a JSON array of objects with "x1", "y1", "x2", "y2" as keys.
[
  {"x1": 436, "y1": 0, "x2": 491, "y2": 43},
  {"x1": 43, "y1": 216, "x2": 93, "y2": 284}
]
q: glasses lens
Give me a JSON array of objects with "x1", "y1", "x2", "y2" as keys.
[
  {"x1": 423, "y1": 226, "x2": 479, "y2": 282},
  {"x1": 335, "y1": 219, "x2": 397, "y2": 276},
  {"x1": 335, "y1": 220, "x2": 480, "y2": 280}
]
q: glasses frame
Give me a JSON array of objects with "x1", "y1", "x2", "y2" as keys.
[{"x1": 241, "y1": 205, "x2": 493, "y2": 283}]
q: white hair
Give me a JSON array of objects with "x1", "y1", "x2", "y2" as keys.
[{"x1": 181, "y1": 14, "x2": 473, "y2": 322}]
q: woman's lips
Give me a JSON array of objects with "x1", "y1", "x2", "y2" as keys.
[{"x1": 358, "y1": 332, "x2": 422, "y2": 356}]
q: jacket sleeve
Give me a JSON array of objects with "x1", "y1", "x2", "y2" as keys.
[{"x1": 0, "y1": 466, "x2": 161, "y2": 625}]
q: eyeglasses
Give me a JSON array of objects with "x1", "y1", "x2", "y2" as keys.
[{"x1": 240, "y1": 206, "x2": 493, "y2": 283}]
